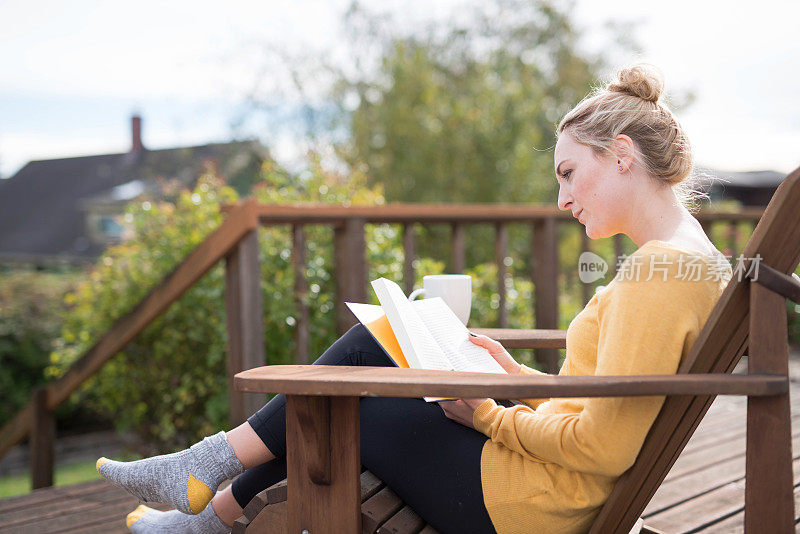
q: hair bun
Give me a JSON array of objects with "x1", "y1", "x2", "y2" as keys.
[{"x1": 608, "y1": 64, "x2": 664, "y2": 103}]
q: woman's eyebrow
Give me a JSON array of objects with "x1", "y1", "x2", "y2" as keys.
[{"x1": 555, "y1": 160, "x2": 569, "y2": 176}]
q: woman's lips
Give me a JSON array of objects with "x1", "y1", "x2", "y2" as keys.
[{"x1": 576, "y1": 209, "x2": 584, "y2": 223}]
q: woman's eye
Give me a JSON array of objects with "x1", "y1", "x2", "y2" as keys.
[{"x1": 561, "y1": 170, "x2": 572, "y2": 181}]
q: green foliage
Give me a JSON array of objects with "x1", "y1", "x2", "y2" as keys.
[
  {"x1": 324, "y1": 1, "x2": 612, "y2": 204},
  {"x1": 249, "y1": 157, "x2": 393, "y2": 362},
  {"x1": 0, "y1": 270, "x2": 79, "y2": 426},
  {"x1": 47, "y1": 159, "x2": 553, "y2": 451},
  {"x1": 48, "y1": 161, "x2": 375, "y2": 451},
  {"x1": 241, "y1": 0, "x2": 643, "y2": 296},
  {"x1": 49, "y1": 166, "x2": 238, "y2": 451},
  {"x1": 246, "y1": 1, "x2": 629, "y2": 206}
]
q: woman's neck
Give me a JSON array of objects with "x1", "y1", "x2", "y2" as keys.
[{"x1": 625, "y1": 186, "x2": 688, "y2": 248}]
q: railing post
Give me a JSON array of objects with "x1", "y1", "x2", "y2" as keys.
[
  {"x1": 531, "y1": 218, "x2": 560, "y2": 373},
  {"x1": 225, "y1": 229, "x2": 266, "y2": 427},
  {"x1": 451, "y1": 222, "x2": 465, "y2": 274},
  {"x1": 495, "y1": 222, "x2": 508, "y2": 328},
  {"x1": 744, "y1": 281, "x2": 794, "y2": 532},
  {"x1": 334, "y1": 218, "x2": 367, "y2": 335},
  {"x1": 403, "y1": 224, "x2": 417, "y2": 295},
  {"x1": 293, "y1": 225, "x2": 310, "y2": 365},
  {"x1": 30, "y1": 387, "x2": 54, "y2": 489},
  {"x1": 726, "y1": 221, "x2": 738, "y2": 258}
]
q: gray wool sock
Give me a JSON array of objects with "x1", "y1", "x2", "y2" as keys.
[
  {"x1": 97, "y1": 431, "x2": 244, "y2": 515},
  {"x1": 126, "y1": 503, "x2": 230, "y2": 534}
]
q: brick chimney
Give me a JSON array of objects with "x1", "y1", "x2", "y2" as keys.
[{"x1": 131, "y1": 115, "x2": 144, "y2": 153}]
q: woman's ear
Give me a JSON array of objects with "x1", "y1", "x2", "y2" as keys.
[{"x1": 611, "y1": 134, "x2": 636, "y2": 172}]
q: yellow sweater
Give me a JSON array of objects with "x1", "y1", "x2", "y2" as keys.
[{"x1": 473, "y1": 241, "x2": 732, "y2": 534}]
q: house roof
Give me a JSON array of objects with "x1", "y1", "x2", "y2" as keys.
[
  {"x1": 0, "y1": 140, "x2": 267, "y2": 263},
  {"x1": 700, "y1": 168, "x2": 786, "y2": 188}
]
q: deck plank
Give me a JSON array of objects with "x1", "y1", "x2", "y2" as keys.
[
  {"x1": 640, "y1": 382, "x2": 800, "y2": 532},
  {"x1": 663, "y1": 422, "x2": 799, "y2": 483},
  {"x1": 0, "y1": 480, "x2": 168, "y2": 534},
  {"x1": 695, "y1": 483, "x2": 800, "y2": 533},
  {"x1": 645, "y1": 435, "x2": 800, "y2": 516}
]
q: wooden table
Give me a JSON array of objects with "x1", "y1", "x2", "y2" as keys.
[{"x1": 233, "y1": 365, "x2": 783, "y2": 534}]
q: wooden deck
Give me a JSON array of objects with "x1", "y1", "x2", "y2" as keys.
[
  {"x1": 0, "y1": 480, "x2": 171, "y2": 533},
  {"x1": 640, "y1": 381, "x2": 800, "y2": 533},
  {"x1": 1, "y1": 371, "x2": 798, "y2": 533}
]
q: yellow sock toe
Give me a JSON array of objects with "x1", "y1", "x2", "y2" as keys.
[
  {"x1": 96, "y1": 457, "x2": 109, "y2": 473},
  {"x1": 126, "y1": 504, "x2": 151, "y2": 528},
  {"x1": 187, "y1": 473, "x2": 213, "y2": 514}
]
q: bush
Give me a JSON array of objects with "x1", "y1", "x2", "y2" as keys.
[
  {"x1": 48, "y1": 167, "x2": 238, "y2": 451},
  {"x1": 48, "y1": 159, "x2": 546, "y2": 452},
  {"x1": 0, "y1": 270, "x2": 80, "y2": 426}
]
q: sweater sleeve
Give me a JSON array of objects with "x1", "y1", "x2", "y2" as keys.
[
  {"x1": 473, "y1": 264, "x2": 702, "y2": 477},
  {"x1": 516, "y1": 364, "x2": 551, "y2": 409}
]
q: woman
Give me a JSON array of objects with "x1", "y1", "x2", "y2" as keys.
[{"x1": 97, "y1": 64, "x2": 732, "y2": 534}]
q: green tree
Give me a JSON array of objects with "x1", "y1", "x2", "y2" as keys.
[
  {"x1": 244, "y1": 0, "x2": 631, "y2": 205},
  {"x1": 240, "y1": 0, "x2": 636, "y2": 274},
  {"x1": 335, "y1": 1, "x2": 607, "y2": 203}
]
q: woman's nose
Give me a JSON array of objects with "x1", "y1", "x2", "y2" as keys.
[{"x1": 557, "y1": 185, "x2": 572, "y2": 211}]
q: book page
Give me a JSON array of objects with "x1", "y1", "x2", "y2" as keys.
[
  {"x1": 345, "y1": 302, "x2": 409, "y2": 368},
  {"x1": 413, "y1": 298, "x2": 506, "y2": 374},
  {"x1": 371, "y1": 278, "x2": 451, "y2": 371}
]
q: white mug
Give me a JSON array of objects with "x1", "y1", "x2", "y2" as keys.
[{"x1": 408, "y1": 274, "x2": 472, "y2": 325}]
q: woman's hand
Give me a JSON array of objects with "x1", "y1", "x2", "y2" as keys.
[
  {"x1": 439, "y1": 398, "x2": 489, "y2": 429},
  {"x1": 468, "y1": 333, "x2": 522, "y2": 374}
]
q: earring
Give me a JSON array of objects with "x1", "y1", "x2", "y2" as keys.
[{"x1": 617, "y1": 160, "x2": 624, "y2": 172}]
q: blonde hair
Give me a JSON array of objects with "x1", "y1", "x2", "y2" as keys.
[{"x1": 557, "y1": 64, "x2": 703, "y2": 207}]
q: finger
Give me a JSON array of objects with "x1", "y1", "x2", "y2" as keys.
[{"x1": 468, "y1": 333, "x2": 506, "y2": 353}]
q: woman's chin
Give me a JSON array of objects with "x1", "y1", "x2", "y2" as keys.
[{"x1": 584, "y1": 224, "x2": 611, "y2": 240}]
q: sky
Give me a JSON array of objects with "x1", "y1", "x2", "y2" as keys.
[{"x1": 1, "y1": 0, "x2": 798, "y2": 179}]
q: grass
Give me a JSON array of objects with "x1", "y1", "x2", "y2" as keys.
[{"x1": 0, "y1": 459, "x2": 102, "y2": 498}]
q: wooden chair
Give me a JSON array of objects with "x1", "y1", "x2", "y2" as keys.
[{"x1": 233, "y1": 166, "x2": 800, "y2": 533}]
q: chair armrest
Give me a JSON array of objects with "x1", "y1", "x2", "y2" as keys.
[
  {"x1": 234, "y1": 365, "x2": 786, "y2": 399},
  {"x1": 470, "y1": 328, "x2": 566, "y2": 349}
]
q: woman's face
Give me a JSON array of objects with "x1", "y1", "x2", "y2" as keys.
[{"x1": 553, "y1": 132, "x2": 631, "y2": 239}]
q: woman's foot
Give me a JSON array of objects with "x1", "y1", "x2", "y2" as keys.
[
  {"x1": 97, "y1": 431, "x2": 244, "y2": 514},
  {"x1": 126, "y1": 503, "x2": 230, "y2": 533}
]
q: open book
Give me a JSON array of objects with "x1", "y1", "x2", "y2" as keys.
[{"x1": 347, "y1": 278, "x2": 506, "y2": 401}]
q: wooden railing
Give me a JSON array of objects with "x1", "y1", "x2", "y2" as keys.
[
  {"x1": 0, "y1": 199, "x2": 262, "y2": 489},
  {"x1": 0, "y1": 200, "x2": 763, "y2": 490},
  {"x1": 249, "y1": 203, "x2": 764, "y2": 370}
]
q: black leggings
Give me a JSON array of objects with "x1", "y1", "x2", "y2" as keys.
[{"x1": 229, "y1": 324, "x2": 497, "y2": 534}]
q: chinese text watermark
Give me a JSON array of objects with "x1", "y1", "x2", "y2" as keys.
[{"x1": 578, "y1": 252, "x2": 762, "y2": 284}]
